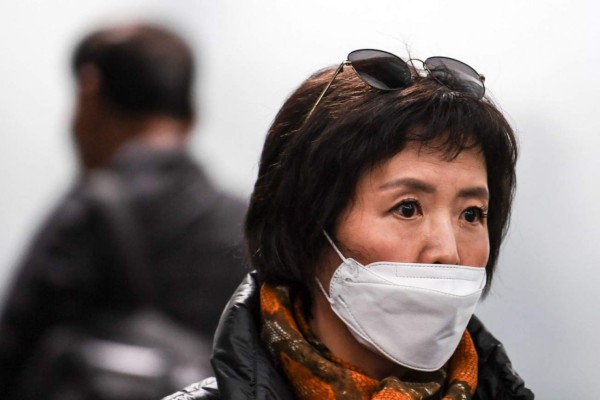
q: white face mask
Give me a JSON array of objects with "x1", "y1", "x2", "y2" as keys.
[{"x1": 317, "y1": 231, "x2": 486, "y2": 372}]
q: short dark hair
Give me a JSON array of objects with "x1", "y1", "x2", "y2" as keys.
[
  {"x1": 72, "y1": 23, "x2": 194, "y2": 120},
  {"x1": 245, "y1": 64, "x2": 517, "y2": 302}
]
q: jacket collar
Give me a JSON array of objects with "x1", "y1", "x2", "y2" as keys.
[{"x1": 211, "y1": 272, "x2": 293, "y2": 399}]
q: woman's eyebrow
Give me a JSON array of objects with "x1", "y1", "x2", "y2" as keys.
[
  {"x1": 457, "y1": 186, "x2": 489, "y2": 201},
  {"x1": 379, "y1": 178, "x2": 489, "y2": 200},
  {"x1": 378, "y1": 178, "x2": 435, "y2": 193}
]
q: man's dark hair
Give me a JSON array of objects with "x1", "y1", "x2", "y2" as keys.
[
  {"x1": 245, "y1": 66, "x2": 517, "y2": 307},
  {"x1": 72, "y1": 23, "x2": 194, "y2": 120}
]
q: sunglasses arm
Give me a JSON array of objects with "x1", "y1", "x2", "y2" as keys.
[{"x1": 301, "y1": 60, "x2": 349, "y2": 125}]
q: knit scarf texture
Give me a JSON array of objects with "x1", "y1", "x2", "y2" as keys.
[{"x1": 260, "y1": 283, "x2": 478, "y2": 400}]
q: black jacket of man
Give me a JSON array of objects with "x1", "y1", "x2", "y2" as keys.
[{"x1": 0, "y1": 144, "x2": 248, "y2": 397}]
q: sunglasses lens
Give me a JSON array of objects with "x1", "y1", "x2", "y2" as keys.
[
  {"x1": 425, "y1": 57, "x2": 485, "y2": 98},
  {"x1": 348, "y1": 49, "x2": 412, "y2": 91}
]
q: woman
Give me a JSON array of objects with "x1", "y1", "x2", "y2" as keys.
[{"x1": 165, "y1": 49, "x2": 534, "y2": 399}]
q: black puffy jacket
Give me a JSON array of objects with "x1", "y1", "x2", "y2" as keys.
[{"x1": 165, "y1": 273, "x2": 534, "y2": 400}]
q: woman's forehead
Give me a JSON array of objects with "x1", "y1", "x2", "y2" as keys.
[{"x1": 361, "y1": 143, "x2": 487, "y2": 192}]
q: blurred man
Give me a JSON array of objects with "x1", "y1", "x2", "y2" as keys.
[{"x1": 0, "y1": 23, "x2": 247, "y2": 397}]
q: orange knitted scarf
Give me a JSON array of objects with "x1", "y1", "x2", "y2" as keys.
[{"x1": 260, "y1": 283, "x2": 478, "y2": 400}]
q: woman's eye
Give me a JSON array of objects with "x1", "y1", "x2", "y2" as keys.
[
  {"x1": 394, "y1": 200, "x2": 422, "y2": 219},
  {"x1": 462, "y1": 207, "x2": 487, "y2": 223}
]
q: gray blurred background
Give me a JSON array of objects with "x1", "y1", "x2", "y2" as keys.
[{"x1": 1, "y1": 1, "x2": 598, "y2": 397}]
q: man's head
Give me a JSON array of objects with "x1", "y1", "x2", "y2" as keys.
[{"x1": 71, "y1": 23, "x2": 195, "y2": 170}]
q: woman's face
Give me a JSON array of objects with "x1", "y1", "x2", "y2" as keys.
[{"x1": 334, "y1": 141, "x2": 490, "y2": 268}]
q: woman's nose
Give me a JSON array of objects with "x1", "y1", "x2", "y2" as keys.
[{"x1": 419, "y1": 219, "x2": 461, "y2": 265}]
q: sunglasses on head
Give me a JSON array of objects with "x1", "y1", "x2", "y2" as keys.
[{"x1": 304, "y1": 49, "x2": 486, "y2": 124}]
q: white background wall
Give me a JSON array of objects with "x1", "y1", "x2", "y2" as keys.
[{"x1": 1, "y1": 1, "x2": 598, "y2": 397}]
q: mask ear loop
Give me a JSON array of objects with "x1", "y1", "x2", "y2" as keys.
[
  {"x1": 322, "y1": 230, "x2": 347, "y2": 262},
  {"x1": 316, "y1": 230, "x2": 347, "y2": 303},
  {"x1": 315, "y1": 277, "x2": 333, "y2": 304}
]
